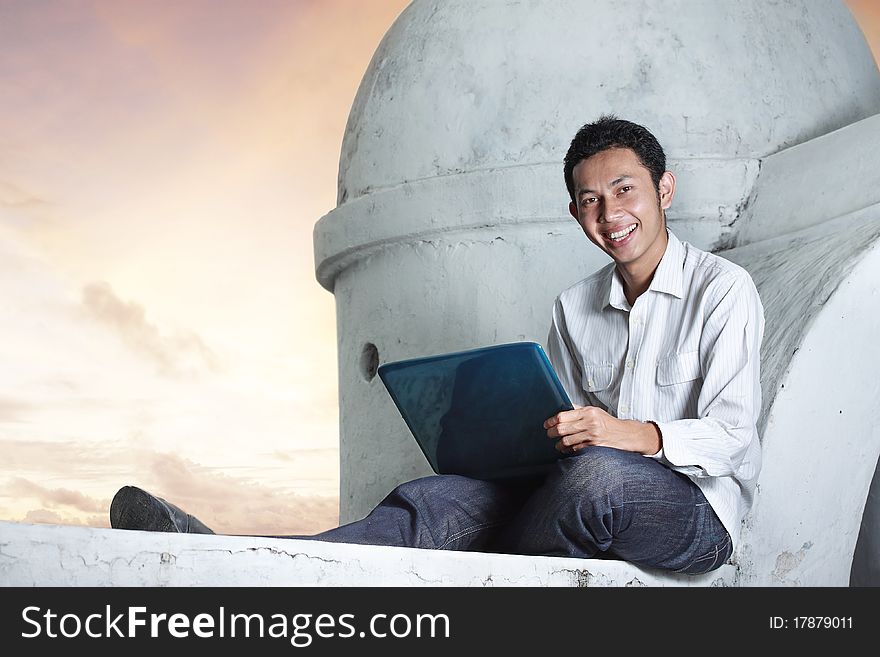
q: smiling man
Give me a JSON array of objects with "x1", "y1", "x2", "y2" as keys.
[
  {"x1": 529, "y1": 115, "x2": 765, "y2": 571},
  {"x1": 112, "y1": 116, "x2": 764, "y2": 576}
]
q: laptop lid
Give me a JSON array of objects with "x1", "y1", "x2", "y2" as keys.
[{"x1": 378, "y1": 341, "x2": 574, "y2": 481}]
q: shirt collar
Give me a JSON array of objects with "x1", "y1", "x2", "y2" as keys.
[
  {"x1": 649, "y1": 228, "x2": 685, "y2": 299},
  {"x1": 606, "y1": 267, "x2": 628, "y2": 311},
  {"x1": 603, "y1": 228, "x2": 685, "y2": 310}
]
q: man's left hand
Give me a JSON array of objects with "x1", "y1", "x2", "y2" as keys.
[{"x1": 544, "y1": 405, "x2": 661, "y2": 455}]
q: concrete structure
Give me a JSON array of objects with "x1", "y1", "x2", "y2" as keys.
[
  {"x1": 2, "y1": 0, "x2": 878, "y2": 588},
  {"x1": 0, "y1": 521, "x2": 727, "y2": 586},
  {"x1": 312, "y1": 0, "x2": 880, "y2": 585}
]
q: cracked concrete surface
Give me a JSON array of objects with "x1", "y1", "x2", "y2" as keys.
[
  {"x1": 0, "y1": 521, "x2": 732, "y2": 586},
  {"x1": 772, "y1": 542, "x2": 814, "y2": 586}
]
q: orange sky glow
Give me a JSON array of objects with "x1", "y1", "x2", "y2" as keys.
[
  {"x1": 0, "y1": 0, "x2": 410, "y2": 534},
  {"x1": 0, "y1": 0, "x2": 877, "y2": 535}
]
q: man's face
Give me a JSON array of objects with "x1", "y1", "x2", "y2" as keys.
[{"x1": 568, "y1": 147, "x2": 675, "y2": 274}]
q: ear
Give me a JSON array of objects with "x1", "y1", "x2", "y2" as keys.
[
  {"x1": 569, "y1": 200, "x2": 578, "y2": 220},
  {"x1": 658, "y1": 171, "x2": 676, "y2": 210}
]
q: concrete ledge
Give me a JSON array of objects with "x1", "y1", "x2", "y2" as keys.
[
  {"x1": 313, "y1": 159, "x2": 756, "y2": 290},
  {"x1": 738, "y1": 113, "x2": 880, "y2": 245},
  {"x1": 0, "y1": 522, "x2": 733, "y2": 587},
  {"x1": 723, "y1": 214, "x2": 880, "y2": 585}
]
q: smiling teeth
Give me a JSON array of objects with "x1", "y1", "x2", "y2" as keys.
[{"x1": 609, "y1": 224, "x2": 637, "y2": 240}]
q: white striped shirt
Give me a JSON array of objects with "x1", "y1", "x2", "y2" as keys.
[{"x1": 547, "y1": 229, "x2": 764, "y2": 552}]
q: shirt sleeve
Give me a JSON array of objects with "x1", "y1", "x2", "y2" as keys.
[
  {"x1": 652, "y1": 271, "x2": 765, "y2": 478},
  {"x1": 546, "y1": 297, "x2": 591, "y2": 408}
]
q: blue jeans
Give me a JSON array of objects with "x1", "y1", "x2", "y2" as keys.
[{"x1": 306, "y1": 446, "x2": 732, "y2": 574}]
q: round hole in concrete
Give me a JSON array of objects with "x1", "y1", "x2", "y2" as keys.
[{"x1": 359, "y1": 342, "x2": 379, "y2": 381}]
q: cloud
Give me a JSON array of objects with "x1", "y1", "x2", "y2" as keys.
[
  {"x1": 20, "y1": 508, "x2": 107, "y2": 528},
  {"x1": 0, "y1": 439, "x2": 123, "y2": 479},
  {"x1": 0, "y1": 440, "x2": 338, "y2": 536},
  {"x1": 0, "y1": 180, "x2": 49, "y2": 210},
  {"x1": 271, "y1": 448, "x2": 337, "y2": 461},
  {"x1": 140, "y1": 452, "x2": 338, "y2": 536},
  {"x1": 21, "y1": 509, "x2": 64, "y2": 524},
  {"x1": 0, "y1": 398, "x2": 32, "y2": 422},
  {"x1": 81, "y1": 281, "x2": 221, "y2": 378},
  {"x1": 0, "y1": 179, "x2": 57, "y2": 237},
  {"x1": 8, "y1": 477, "x2": 107, "y2": 513}
]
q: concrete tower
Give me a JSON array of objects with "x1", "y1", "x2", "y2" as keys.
[{"x1": 314, "y1": 0, "x2": 880, "y2": 584}]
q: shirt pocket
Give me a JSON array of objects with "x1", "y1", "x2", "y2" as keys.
[
  {"x1": 582, "y1": 363, "x2": 614, "y2": 392},
  {"x1": 656, "y1": 351, "x2": 702, "y2": 386}
]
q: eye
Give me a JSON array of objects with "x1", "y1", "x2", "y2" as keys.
[
  {"x1": 618, "y1": 185, "x2": 632, "y2": 195},
  {"x1": 581, "y1": 196, "x2": 597, "y2": 207}
]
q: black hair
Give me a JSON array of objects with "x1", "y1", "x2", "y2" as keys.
[{"x1": 563, "y1": 115, "x2": 666, "y2": 202}]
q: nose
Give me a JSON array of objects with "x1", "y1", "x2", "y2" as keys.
[{"x1": 600, "y1": 195, "x2": 625, "y2": 223}]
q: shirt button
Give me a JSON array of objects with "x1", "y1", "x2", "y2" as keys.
[
  {"x1": 626, "y1": 359, "x2": 635, "y2": 369},
  {"x1": 587, "y1": 378, "x2": 595, "y2": 387},
  {"x1": 619, "y1": 403, "x2": 629, "y2": 414}
]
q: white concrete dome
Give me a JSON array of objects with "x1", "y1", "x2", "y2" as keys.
[{"x1": 338, "y1": 0, "x2": 880, "y2": 205}]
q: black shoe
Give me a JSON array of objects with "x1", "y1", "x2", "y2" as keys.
[{"x1": 110, "y1": 486, "x2": 215, "y2": 534}]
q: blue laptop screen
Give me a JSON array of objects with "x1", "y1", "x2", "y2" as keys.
[{"x1": 378, "y1": 342, "x2": 574, "y2": 480}]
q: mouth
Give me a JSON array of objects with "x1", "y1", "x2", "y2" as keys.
[{"x1": 603, "y1": 223, "x2": 638, "y2": 247}]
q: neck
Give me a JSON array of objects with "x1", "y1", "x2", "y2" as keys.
[
  {"x1": 619, "y1": 269, "x2": 651, "y2": 307},
  {"x1": 618, "y1": 229, "x2": 669, "y2": 306}
]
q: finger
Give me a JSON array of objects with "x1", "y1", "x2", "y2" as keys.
[
  {"x1": 548, "y1": 421, "x2": 590, "y2": 439},
  {"x1": 557, "y1": 431, "x2": 591, "y2": 448},
  {"x1": 554, "y1": 439, "x2": 571, "y2": 453},
  {"x1": 554, "y1": 410, "x2": 581, "y2": 424},
  {"x1": 544, "y1": 410, "x2": 575, "y2": 429},
  {"x1": 547, "y1": 425, "x2": 570, "y2": 439},
  {"x1": 555, "y1": 438, "x2": 585, "y2": 454}
]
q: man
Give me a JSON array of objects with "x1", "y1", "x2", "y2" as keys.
[{"x1": 112, "y1": 116, "x2": 764, "y2": 575}]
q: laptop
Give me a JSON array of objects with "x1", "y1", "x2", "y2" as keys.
[{"x1": 377, "y1": 341, "x2": 574, "y2": 481}]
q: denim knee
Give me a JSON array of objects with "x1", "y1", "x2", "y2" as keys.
[
  {"x1": 545, "y1": 446, "x2": 640, "y2": 502},
  {"x1": 515, "y1": 447, "x2": 681, "y2": 555},
  {"x1": 391, "y1": 475, "x2": 456, "y2": 501},
  {"x1": 386, "y1": 475, "x2": 528, "y2": 550},
  {"x1": 390, "y1": 474, "x2": 495, "y2": 509}
]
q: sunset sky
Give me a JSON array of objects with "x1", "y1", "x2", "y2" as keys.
[{"x1": 1, "y1": 0, "x2": 877, "y2": 536}]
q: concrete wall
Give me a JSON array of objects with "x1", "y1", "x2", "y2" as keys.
[
  {"x1": 736, "y1": 114, "x2": 880, "y2": 246},
  {"x1": 723, "y1": 212, "x2": 880, "y2": 585}
]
